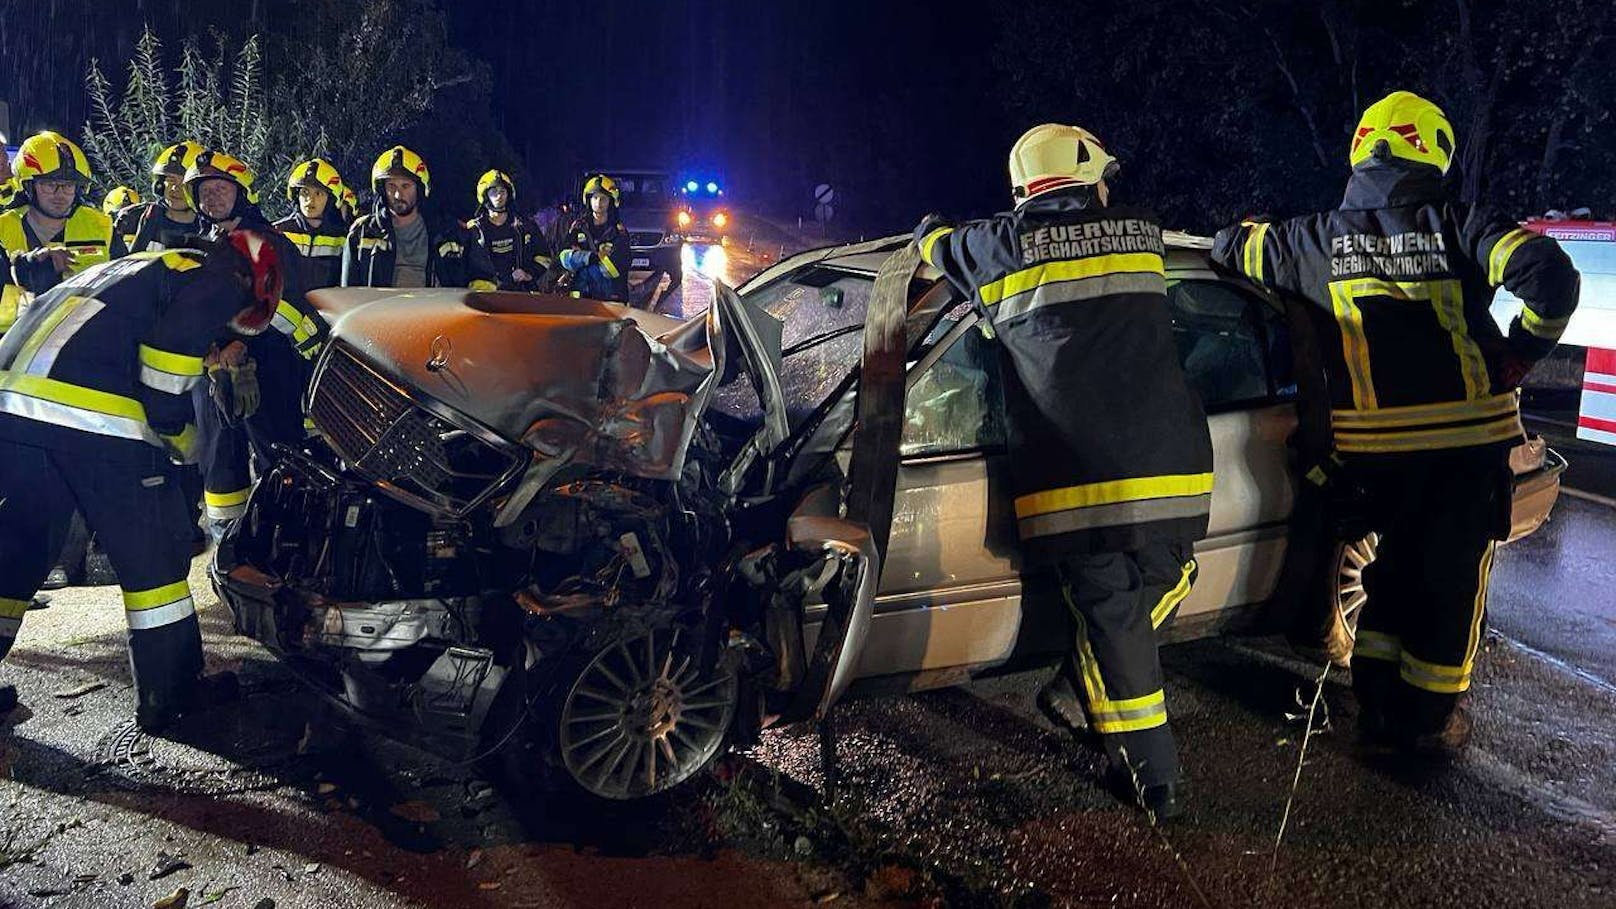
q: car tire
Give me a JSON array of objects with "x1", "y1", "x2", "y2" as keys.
[
  {"x1": 1322, "y1": 532, "x2": 1380, "y2": 668},
  {"x1": 552, "y1": 625, "x2": 739, "y2": 801}
]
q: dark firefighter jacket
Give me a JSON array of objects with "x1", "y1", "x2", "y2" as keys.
[
  {"x1": 1211, "y1": 162, "x2": 1581, "y2": 455},
  {"x1": 558, "y1": 213, "x2": 630, "y2": 301},
  {"x1": 0, "y1": 204, "x2": 113, "y2": 296},
  {"x1": 917, "y1": 189, "x2": 1215, "y2": 562},
  {"x1": 465, "y1": 210, "x2": 553, "y2": 290},
  {"x1": 0, "y1": 249, "x2": 247, "y2": 458},
  {"x1": 341, "y1": 207, "x2": 496, "y2": 291},
  {"x1": 274, "y1": 211, "x2": 348, "y2": 290},
  {"x1": 112, "y1": 203, "x2": 206, "y2": 259}
]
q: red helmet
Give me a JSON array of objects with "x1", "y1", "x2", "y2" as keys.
[{"x1": 225, "y1": 229, "x2": 283, "y2": 335}]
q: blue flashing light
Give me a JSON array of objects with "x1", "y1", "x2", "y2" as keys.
[
  {"x1": 706, "y1": 181, "x2": 719, "y2": 194},
  {"x1": 686, "y1": 180, "x2": 699, "y2": 192}
]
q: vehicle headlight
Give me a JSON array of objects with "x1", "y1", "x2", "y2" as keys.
[
  {"x1": 711, "y1": 211, "x2": 728, "y2": 229},
  {"x1": 677, "y1": 210, "x2": 693, "y2": 228}
]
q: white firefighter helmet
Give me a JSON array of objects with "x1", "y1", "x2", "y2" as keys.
[{"x1": 1008, "y1": 123, "x2": 1119, "y2": 206}]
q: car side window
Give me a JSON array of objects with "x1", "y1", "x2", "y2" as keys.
[
  {"x1": 900, "y1": 304, "x2": 1008, "y2": 457},
  {"x1": 1167, "y1": 279, "x2": 1293, "y2": 410}
]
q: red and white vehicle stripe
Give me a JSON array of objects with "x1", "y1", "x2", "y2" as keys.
[{"x1": 1579, "y1": 348, "x2": 1616, "y2": 447}]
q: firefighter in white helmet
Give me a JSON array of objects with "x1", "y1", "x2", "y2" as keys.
[{"x1": 914, "y1": 124, "x2": 1213, "y2": 821}]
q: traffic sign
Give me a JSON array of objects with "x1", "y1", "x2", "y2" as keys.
[
  {"x1": 815, "y1": 203, "x2": 835, "y2": 224},
  {"x1": 814, "y1": 183, "x2": 835, "y2": 205}
]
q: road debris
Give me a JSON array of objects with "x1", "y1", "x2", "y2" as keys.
[
  {"x1": 149, "y1": 851, "x2": 191, "y2": 880},
  {"x1": 197, "y1": 886, "x2": 239, "y2": 905},
  {"x1": 53, "y1": 681, "x2": 107, "y2": 699},
  {"x1": 153, "y1": 886, "x2": 190, "y2": 908},
  {"x1": 466, "y1": 848, "x2": 484, "y2": 869}
]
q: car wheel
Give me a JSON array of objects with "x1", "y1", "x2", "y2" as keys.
[
  {"x1": 1325, "y1": 532, "x2": 1380, "y2": 667},
  {"x1": 556, "y1": 626, "x2": 738, "y2": 801}
]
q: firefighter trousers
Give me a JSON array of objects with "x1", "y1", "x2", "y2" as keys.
[
  {"x1": 1348, "y1": 446, "x2": 1512, "y2": 739},
  {"x1": 1054, "y1": 541, "x2": 1198, "y2": 787},
  {"x1": 0, "y1": 438, "x2": 204, "y2": 711}
]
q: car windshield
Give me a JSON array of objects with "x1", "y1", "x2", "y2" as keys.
[
  {"x1": 615, "y1": 175, "x2": 673, "y2": 208},
  {"x1": 708, "y1": 265, "x2": 874, "y2": 428}
]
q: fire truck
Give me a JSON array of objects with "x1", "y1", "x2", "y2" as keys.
[{"x1": 1490, "y1": 219, "x2": 1616, "y2": 447}]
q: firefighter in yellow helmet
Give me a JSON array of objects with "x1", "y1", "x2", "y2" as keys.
[
  {"x1": 559, "y1": 173, "x2": 636, "y2": 301},
  {"x1": 276, "y1": 158, "x2": 349, "y2": 289},
  {"x1": 102, "y1": 186, "x2": 141, "y2": 217},
  {"x1": 913, "y1": 124, "x2": 1212, "y2": 820},
  {"x1": 183, "y1": 149, "x2": 326, "y2": 537},
  {"x1": 112, "y1": 140, "x2": 206, "y2": 258},
  {"x1": 465, "y1": 169, "x2": 552, "y2": 291},
  {"x1": 1212, "y1": 91, "x2": 1581, "y2": 757},
  {"x1": 0, "y1": 132, "x2": 113, "y2": 308},
  {"x1": 342, "y1": 145, "x2": 495, "y2": 290}
]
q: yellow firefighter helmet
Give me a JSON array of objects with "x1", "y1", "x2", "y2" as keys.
[
  {"x1": 1349, "y1": 91, "x2": 1455, "y2": 174},
  {"x1": 1008, "y1": 123, "x2": 1118, "y2": 206}
]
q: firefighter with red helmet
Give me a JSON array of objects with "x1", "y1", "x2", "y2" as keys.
[
  {"x1": 0, "y1": 231, "x2": 283, "y2": 730},
  {"x1": 915, "y1": 124, "x2": 1214, "y2": 820},
  {"x1": 1212, "y1": 91, "x2": 1581, "y2": 756}
]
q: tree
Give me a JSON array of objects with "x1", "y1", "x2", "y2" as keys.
[{"x1": 83, "y1": 26, "x2": 291, "y2": 217}]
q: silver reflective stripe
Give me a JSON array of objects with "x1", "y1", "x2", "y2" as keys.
[
  {"x1": 1092, "y1": 699, "x2": 1166, "y2": 725},
  {"x1": 20, "y1": 298, "x2": 105, "y2": 376},
  {"x1": 138, "y1": 364, "x2": 201, "y2": 394},
  {"x1": 305, "y1": 245, "x2": 342, "y2": 258},
  {"x1": 0, "y1": 390, "x2": 163, "y2": 446},
  {"x1": 1018, "y1": 493, "x2": 1211, "y2": 539},
  {"x1": 0, "y1": 616, "x2": 21, "y2": 637},
  {"x1": 125, "y1": 596, "x2": 196, "y2": 631},
  {"x1": 272, "y1": 312, "x2": 298, "y2": 336},
  {"x1": 994, "y1": 271, "x2": 1166, "y2": 323}
]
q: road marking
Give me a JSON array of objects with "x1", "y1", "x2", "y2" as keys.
[
  {"x1": 1467, "y1": 747, "x2": 1616, "y2": 846},
  {"x1": 1500, "y1": 632, "x2": 1616, "y2": 696},
  {"x1": 1561, "y1": 486, "x2": 1616, "y2": 509}
]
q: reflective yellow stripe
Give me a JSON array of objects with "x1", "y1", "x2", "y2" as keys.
[
  {"x1": 1328, "y1": 281, "x2": 1379, "y2": 409},
  {"x1": 123, "y1": 580, "x2": 190, "y2": 611},
  {"x1": 1151, "y1": 560, "x2": 1196, "y2": 630},
  {"x1": 600, "y1": 254, "x2": 621, "y2": 279},
  {"x1": 1015, "y1": 472, "x2": 1214, "y2": 520},
  {"x1": 0, "y1": 284, "x2": 22, "y2": 333},
  {"x1": 1488, "y1": 229, "x2": 1535, "y2": 286},
  {"x1": 0, "y1": 597, "x2": 31, "y2": 620},
  {"x1": 204, "y1": 488, "x2": 251, "y2": 509},
  {"x1": 918, "y1": 227, "x2": 953, "y2": 265},
  {"x1": 1400, "y1": 652, "x2": 1472, "y2": 694},
  {"x1": 979, "y1": 252, "x2": 1164, "y2": 306},
  {"x1": 1089, "y1": 689, "x2": 1168, "y2": 734},
  {"x1": 469, "y1": 279, "x2": 497, "y2": 292},
  {"x1": 161, "y1": 423, "x2": 199, "y2": 463},
  {"x1": 138, "y1": 344, "x2": 204, "y2": 378},
  {"x1": 1427, "y1": 280, "x2": 1489, "y2": 399},
  {"x1": 1333, "y1": 416, "x2": 1522, "y2": 453},
  {"x1": 1242, "y1": 222, "x2": 1271, "y2": 282},
  {"x1": 1331, "y1": 391, "x2": 1518, "y2": 428},
  {"x1": 0, "y1": 372, "x2": 148, "y2": 421},
  {"x1": 1354, "y1": 630, "x2": 1402, "y2": 662},
  {"x1": 1521, "y1": 305, "x2": 1570, "y2": 340},
  {"x1": 1461, "y1": 542, "x2": 1496, "y2": 686}
]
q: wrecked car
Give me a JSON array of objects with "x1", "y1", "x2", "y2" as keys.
[{"x1": 211, "y1": 234, "x2": 1565, "y2": 801}]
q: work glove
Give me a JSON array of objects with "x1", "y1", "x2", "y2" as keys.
[
  {"x1": 914, "y1": 213, "x2": 949, "y2": 244},
  {"x1": 230, "y1": 356, "x2": 260, "y2": 419}
]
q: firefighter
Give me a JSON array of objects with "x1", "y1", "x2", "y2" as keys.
[
  {"x1": 341, "y1": 145, "x2": 496, "y2": 290},
  {"x1": 466, "y1": 169, "x2": 552, "y2": 291},
  {"x1": 276, "y1": 158, "x2": 349, "y2": 289},
  {"x1": 0, "y1": 230, "x2": 283, "y2": 730},
  {"x1": 0, "y1": 179, "x2": 19, "y2": 212},
  {"x1": 184, "y1": 149, "x2": 325, "y2": 532},
  {"x1": 1211, "y1": 91, "x2": 1580, "y2": 756},
  {"x1": 112, "y1": 140, "x2": 207, "y2": 258},
  {"x1": 914, "y1": 124, "x2": 1213, "y2": 819},
  {"x1": 337, "y1": 185, "x2": 358, "y2": 224},
  {"x1": 559, "y1": 174, "x2": 630, "y2": 301},
  {"x1": 102, "y1": 186, "x2": 141, "y2": 218},
  {"x1": 0, "y1": 132, "x2": 113, "y2": 300}
]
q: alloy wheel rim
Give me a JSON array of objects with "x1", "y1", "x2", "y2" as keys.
[{"x1": 559, "y1": 627, "x2": 737, "y2": 800}]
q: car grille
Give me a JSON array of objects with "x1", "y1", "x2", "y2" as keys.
[
  {"x1": 629, "y1": 230, "x2": 665, "y2": 248},
  {"x1": 308, "y1": 344, "x2": 522, "y2": 516}
]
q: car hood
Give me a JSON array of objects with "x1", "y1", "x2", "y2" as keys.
[{"x1": 310, "y1": 288, "x2": 716, "y2": 481}]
